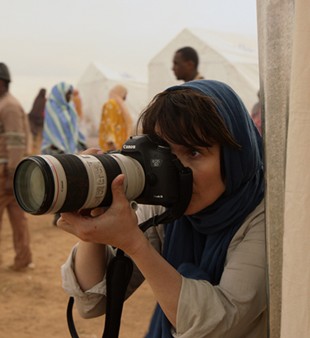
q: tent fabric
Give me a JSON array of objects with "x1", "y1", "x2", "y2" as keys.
[
  {"x1": 281, "y1": 1, "x2": 310, "y2": 337},
  {"x1": 257, "y1": 1, "x2": 293, "y2": 336},
  {"x1": 148, "y1": 28, "x2": 259, "y2": 112},
  {"x1": 257, "y1": 0, "x2": 310, "y2": 337},
  {"x1": 76, "y1": 63, "x2": 147, "y2": 141}
]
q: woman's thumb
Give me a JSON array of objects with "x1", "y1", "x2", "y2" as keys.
[{"x1": 111, "y1": 174, "x2": 126, "y2": 200}]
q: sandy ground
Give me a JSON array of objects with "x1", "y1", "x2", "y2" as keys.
[{"x1": 0, "y1": 212, "x2": 155, "y2": 338}]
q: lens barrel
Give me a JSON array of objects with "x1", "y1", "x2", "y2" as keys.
[{"x1": 13, "y1": 153, "x2": 145, "y2": 215}]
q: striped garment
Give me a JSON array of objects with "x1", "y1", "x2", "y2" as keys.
[{"x1": 41, "y1": 82, "x2": 86, "y2": 154}]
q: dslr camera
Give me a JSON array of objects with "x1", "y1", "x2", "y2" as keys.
[{"x1": 13, "y1": 135, "x2": 192, "y2": 215}]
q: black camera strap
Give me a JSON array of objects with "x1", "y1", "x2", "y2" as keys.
[
  {"x1": 67, "y1": 249, "x2": 133, "y2": 338},
  {"x1": 102, "y1": 250, "x2": 134, "y2": 338},
  {"x1": 66, "y1": 159, "x2": 193, "y2": 338}
]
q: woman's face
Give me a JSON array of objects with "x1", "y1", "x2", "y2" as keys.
[{"x1": 168, "y1": 142, "x2": 226, "y2": 215}]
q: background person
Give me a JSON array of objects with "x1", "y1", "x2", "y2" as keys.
[
  {"x1": 0, "y1": 62, "x2": 33, "y2": 271},
  {"x1": 72, "y1": 89, "x2": 83, "y2": 120},
  {"x1": 172, "y1": 46, "x2": 204, "y2": 82},
  {"x1": 41, "y1": 82, "x2": 86, "y2": 156},
  {"x1": 251, "y1": 90, "x2": 262, "y2": 135},
  {"x1": 59, "y1": 80, "x2": 266, "y2": 337},
  {"x1": 98, "y1": 84, "x2": 133, "y2": 152},
  {"x1": 42, "y1": 81, "x2": 87, "y2": 225},
  {"x1": 28, "y1": 87, "x2": 46, "y2": 154}
]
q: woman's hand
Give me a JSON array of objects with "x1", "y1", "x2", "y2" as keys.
[
  {"x1": 58, "y1": 147, "x2": 182, "y2": 325},
  {"x1": 57, "y1": 173, "x2": 146, "y2": 255}
]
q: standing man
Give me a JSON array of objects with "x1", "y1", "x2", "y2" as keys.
[
  {"x1": 0, "y1": 62, "x2": 33, "y2": 271},
  {"x1": 172, "y1": 46, "x2": 204, "y2": 82}
]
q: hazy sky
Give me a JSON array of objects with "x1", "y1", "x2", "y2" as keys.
[{"x1": 1, "y1": 0, "x2": 258, "y2": 110}]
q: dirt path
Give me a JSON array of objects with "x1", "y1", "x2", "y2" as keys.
[{"x1": 0, "y1": 212, "x2": 155, "y2": 338}]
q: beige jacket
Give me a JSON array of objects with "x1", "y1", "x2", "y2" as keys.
[{"x1": 61, "y1": 202, "x2": 266, "y2": 338}]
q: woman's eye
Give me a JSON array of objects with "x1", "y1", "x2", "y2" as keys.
[{"x1": 189, "y1": 149, "x2": 200, "y2": 157}]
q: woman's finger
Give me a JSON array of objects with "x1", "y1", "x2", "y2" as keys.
[
  {"x1": 110, "y1": 174, "x2": 129, "y2": 206},
  {"x1": 80, "y1": 147, "x2": 103, "y2": 155}
]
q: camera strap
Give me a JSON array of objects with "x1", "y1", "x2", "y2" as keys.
[
  {"x1": 66, "y1": 249, "x2": 133, "y2": 338},
  {"x1": 102, "y1": 250, "x2": 134, "y2": 338}
]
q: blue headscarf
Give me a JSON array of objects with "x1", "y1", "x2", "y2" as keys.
[
  {"x1": 42, "y1": 82, "x2": 86, "y2": 154},
  {"x1": 146, "y1": 80, "x2": 264, "y2": 337}
]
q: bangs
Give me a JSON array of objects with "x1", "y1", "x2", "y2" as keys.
[
  {"x1": 155, "y1": 107, "x2": 215, "y2": 148},
  {"x1": 138, "y1": 89, "x2": 240, "y2": 149}
]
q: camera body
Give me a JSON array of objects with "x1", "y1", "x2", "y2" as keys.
[
  {"x1": 13, "y1": 135, "x2": 192, "y2": 215},
  {"x1": 120, "y1": 135, "x2": 180, "y2": 206}
]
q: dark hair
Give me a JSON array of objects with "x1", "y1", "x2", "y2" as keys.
[
  {"x1": 137, "y1": 88, "x2": 240, "y2": 150},
  {"x1": 176, "y1": 47, "x2": 199, "y2": 68}
]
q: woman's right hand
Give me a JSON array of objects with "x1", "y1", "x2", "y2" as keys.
[{"x1": 57, "y1": 173, "x2": 144, "y2": 255}]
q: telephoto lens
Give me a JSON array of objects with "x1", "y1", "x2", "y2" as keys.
[
  {"x1": 13, "y1": 152, "x2": 145, "y2": 215},
  {"x1": 14, "y1": 135, "x2": 192, "y2": 217}
]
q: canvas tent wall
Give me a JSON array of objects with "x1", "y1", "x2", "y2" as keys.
[
  {"x1": 148, "y1": 28, "x2": 259, "y2": 112},
  {"x1": 76, "y1": 63, "x2": 148, "y2": 141}
]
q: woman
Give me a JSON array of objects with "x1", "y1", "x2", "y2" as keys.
[
  {"x1": 42, "y1": 82, "x2": 87, "y2": 225},
  {"x1": 41, "y1": 82, "x2": 86, "y2": 155},
  {"x1": 28, "y1": 88, "x2": 46, "y2": 154},
  {"x1": 98, "y1": 84, "x2": 133, "y2": 152},
  {"x1": 59, "y1": 80, "x2": 266, "y2": 337}
]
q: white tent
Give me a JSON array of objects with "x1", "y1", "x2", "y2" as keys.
[
  {"x1": 148, "y1": 28, "x2": 259, "y2": 112},
  {"x1": 76, "y1": 63, "x2": 148, "y2": 141}
]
